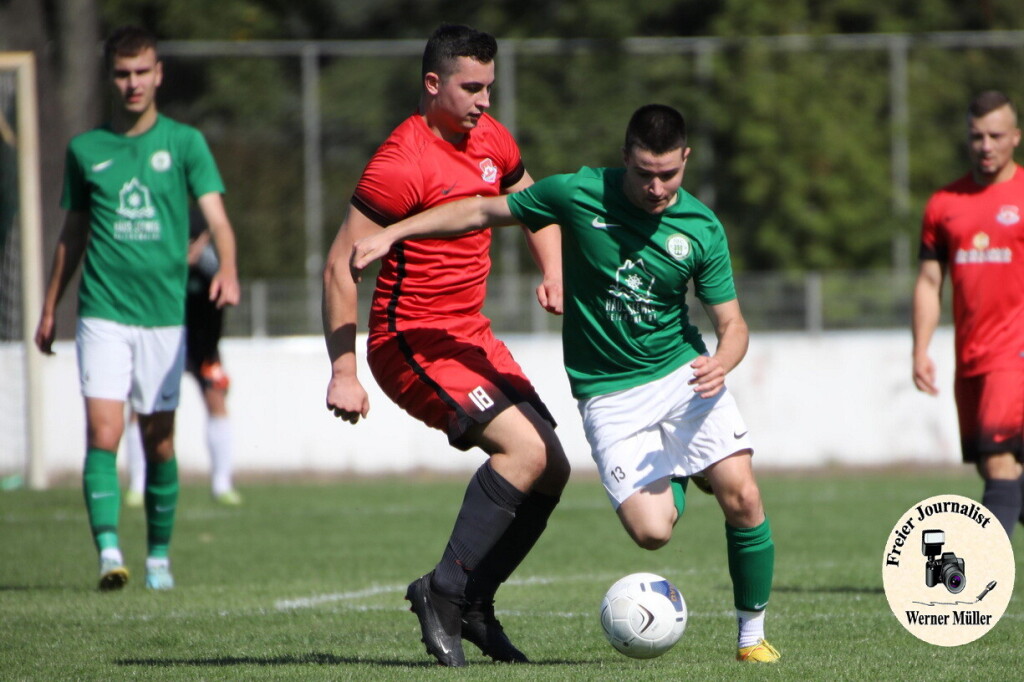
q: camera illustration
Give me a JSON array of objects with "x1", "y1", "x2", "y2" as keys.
[{"x1": 922, "y1": 529, "x2": 966, "y2": 594}]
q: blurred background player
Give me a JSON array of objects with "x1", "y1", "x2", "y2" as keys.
[
  {"x1": 126, "y1": 208, "x2": 241, "y2": 507},
  {"x1": 912, "y1": 90, "x2": 1024, "y2": 538},
  {"x1": 322, "y1": 24, "x2": 570, "y2": 666},
  {"x1": 351, "y1": 104, "x2": 780, "y2": 663},
  {"x1": 34, "y1": 26, "x2": 240, "y2": 590}
]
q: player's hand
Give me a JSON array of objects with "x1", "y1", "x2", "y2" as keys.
[
  {"x1": 536, "y1": 277, "x2": 564, "y2": 315},
  {"x1": 350, "y1": 234, "x2": 394, "y2": 282},
  {"x1": 913, "y1": 355, "x2": 939, "y2": 396},
  {"x1": 689, "y1": 355, "x2": 726, "y2": 398},
  {"x1": 209, "y1": 271, "x2": 241, "y2": 308},
  {"x1": 34, "y1": 313, "x2": 56, "y2": 355},
  {"x1": 326, "y1": 374, "x2": 370, "y2": 424}
]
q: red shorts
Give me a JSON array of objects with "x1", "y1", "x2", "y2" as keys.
[
  {"x1": 954, "y1": 369, "x2": 1024, "y2": 462},
  {"x1": 367, "y1": 319, "x2": 555, "y2": 450}
]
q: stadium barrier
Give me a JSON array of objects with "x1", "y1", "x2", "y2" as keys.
[{"x1": 21, "y1": 329, "x2": 959, "y2": 481}]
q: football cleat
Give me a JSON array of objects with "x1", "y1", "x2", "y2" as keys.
[
  {"x1": 98, "y1": 557, "x2": 129, "y2": 591},
  {"x1": 213, "y1": 489, "x2": 243, "y2": 506},
  {"x1": 737, "y1": 638, "x2": 781, "y2": 662},
  {"x1": 461, "y1": 600, "x2": 529, "y2": 663},
  {"x1": 145, "y1": 562, "x2": 175, "y2": 590},
  {"x1": 405, "y1": 573, "x2": 466, "y2": 667}
]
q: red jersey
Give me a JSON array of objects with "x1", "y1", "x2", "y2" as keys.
[
  {"x1": 919, "y1": 165, "x2": 1024, "y2": 376},
  {"x1": 352, "y1": 113, "x2": 525, "y2": 334}
]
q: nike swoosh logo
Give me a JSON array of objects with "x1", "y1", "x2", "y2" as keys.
[
  {"x1": 91, "y1": 492, "x2": 116, "y2": 499},
  {"x1": 734, "y1": 431, "x2": 749, "y2": 439},
  {"x1": 154, "y1": 505, "x2": 175, "y2": 513},
  {"x1": 441, "y1": 182, "x2": 457, "y2": 195},
  {"x1": 753, "y1": 601, "x2": 768, "y2": 610},
  {"x1": 591, "y1": 216, "x2": 621, "y2": 229},
  {"x1": 92, "y1": 159, "x2": 114, "y2": 172}
]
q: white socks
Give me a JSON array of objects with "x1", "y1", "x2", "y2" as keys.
[
  {"x1": 207, "y1": 415, "x2": 234, "y2": 495},
  {"x1": 737, "y1": 608, "x2": 766, "y2": 648}
]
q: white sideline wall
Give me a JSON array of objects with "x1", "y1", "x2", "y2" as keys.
[{"x1": 27, "y1": 329, "x2": 960, "y2": 479}]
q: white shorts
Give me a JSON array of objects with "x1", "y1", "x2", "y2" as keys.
[
  {"x1": 76, "y1": 317, "x2": 186, "y2": 414},
  {"x1": 578, "y1": 360, "x2": 753, "y2": 508}
]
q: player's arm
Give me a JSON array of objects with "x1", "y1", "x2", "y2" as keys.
[
  {"x1": 350, "y1": 195, "x2": 519, "y2": 277},
  {"x1": 912, "y1": 258, "x2": 944, "y2": 396},
  {"x1": 506, "y1": 170, "x2": 563, "y2": 315},
  {"x1": 195, "y1": 191, "x2": 240, "y2": 308},
  {"x1": 34, "y1": 210, "x2": 89, "y2": 355},
  {"x1": 690, "y1": 298, "x2": 749, "y2": 399},
  {"x1": 323, "y1": 204, "x2": 384, "y2": 424}
]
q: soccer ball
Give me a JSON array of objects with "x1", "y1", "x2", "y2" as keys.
[{"x1": 600, "y1": 572, "x2": 688, "y2": 659}]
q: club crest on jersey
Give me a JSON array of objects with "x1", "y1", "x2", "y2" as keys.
[
  {"x1": 995, "y1": 205, "x2": 1020, "y2": 226},
  {"x1": 666, "y1": 234, "x2": 691, "y2": 261},
  {"x1": 150, "y1": 150, "x2": 172, "y2": 172},
  {"x1": 479, "y1": 158, "x2": 498, "y2": 184}
]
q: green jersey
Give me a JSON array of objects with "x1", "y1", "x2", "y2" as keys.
[
  {"x1": 62, "y1": 114, "x2": 225, "y2": 327},
  {"x1": 507, "y1": 166, "x2": 737, "y2": 399}
]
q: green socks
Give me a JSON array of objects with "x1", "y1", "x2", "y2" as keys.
[
  {"x1": 83, "y1": 448, "x2": 121, "y2": 551},
  {"x1": 670, "y1": 476, "x2": 688, "y2": 519},
  {"x1": 144, "y1": 457, "x2": 179, "y2": 558},
  {"x1": 726, "y1": 517, "x2": 774, "y2": 611}
]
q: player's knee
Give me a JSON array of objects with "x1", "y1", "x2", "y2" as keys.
[
  {"x1": 628, "y1": 522, "x2": 673, "y2": 551},
  {"x1": 719, "y1": 480, "x2": 763, "y2": 525}
]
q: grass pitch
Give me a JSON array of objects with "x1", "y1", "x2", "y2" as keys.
[{"x1": 2, "y1": 468, "x2": 1021, "y2": 680}]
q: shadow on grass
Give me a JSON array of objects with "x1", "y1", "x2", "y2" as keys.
[
  {"x1": 115, "y1": 652, "x2": 588, "y2": 667},
  {"x1": 774, "y1": 584, "x2": 884, "y2": 595}
]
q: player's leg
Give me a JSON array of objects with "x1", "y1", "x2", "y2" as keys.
[
  {"x1": 615, "y1": 476, "x2": 678, "y2": 549},
  {"x1": 457, "y1": 404, "x2": 569, "y2": 663},
  {"x1": 124, "y1": 411, "x2": 145, "y2": 507},
  {"x1": 77, "y1": 318, "x2": 133, "y2": 589},
  {"x1": 200, "y1": 365, "x2": 239, "y2": 504},
  {"x1": 133, "y1": 325, "x2": 185, "y2": 590},
  {"x1": 957, "y1": 371, "x2": 1024, "y2": 537},
  {"x1": 704, "y1": 451, "x2": 778, "y2": 662},
  {"x1": 976, "y1": 453, "x2": 1023, "y2": 537},
  {"x1": 83, "y1": 397, "x2": 130, "y2": 590},
  {"x1": 371, "y1": 328, "x2": 567, "y2": 665}
]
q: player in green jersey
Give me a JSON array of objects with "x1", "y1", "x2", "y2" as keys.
[
  {"x1": 351, "y1": 104, "x2": 779, "y2": 662},
  {"x1": 34, "y1": 26, "x2": 240, "y2": 591}
]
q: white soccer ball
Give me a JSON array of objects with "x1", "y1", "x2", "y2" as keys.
[{"x1": 600, "y1": 572, "x2": 688, "y2": 659}]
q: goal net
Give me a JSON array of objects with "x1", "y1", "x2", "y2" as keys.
[{"x1": 0, "y1": 53, "x2": 44, "y2": 489}]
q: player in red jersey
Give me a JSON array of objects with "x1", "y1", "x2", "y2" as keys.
[
  {"x1": 913, "y1": 90, "x2": 1024, "y2": 538},
  {"x1": 321, "y1": 25, "x2": 569, "y2": 666}
]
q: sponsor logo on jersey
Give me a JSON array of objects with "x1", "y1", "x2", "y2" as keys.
[
  {"x1": 150, "y1": 150, "x2": 172, "y2": 172},
  {"x1": 954, "y1": 231, "x2": 1012, "y2": 265},
  {"x1": 606, "y1": 258, "x2": 657, "y2": 324},
  {"x1": 995, "y1": 205, "x2": 1020, "y2": 226},
  {"x1": 114, "y1": 178, "x2": 162, "y2": 241},
  {"x1": 666, "y1": 233, "x2": 691, "y2": 261},
  {"x1": 479, "y1": 158, "x2": 498, "y2": 184}
]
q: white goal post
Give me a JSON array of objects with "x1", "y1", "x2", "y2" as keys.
[{"x1": 0, "y1": 52, "x2": 45, "y2": 489}]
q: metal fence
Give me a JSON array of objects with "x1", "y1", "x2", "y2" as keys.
[{"x1": 223, "y1": 267, "x2": 948, "y2": 337}]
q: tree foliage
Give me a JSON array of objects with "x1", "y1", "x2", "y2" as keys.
[{"x1": 21, "y1": 1, "x2": 1024, "y2": 276}]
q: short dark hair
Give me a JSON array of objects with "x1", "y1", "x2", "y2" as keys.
[
  {"x1": 421, "y1": 24, "x2": 497, "y2": 79},
  {"x1": 968, "y1": 90, "x2": 1015, "y2": 119},
  {"x1": 104, "y1": 26, "x2": 159, "y2": 70},
  {"x1": 624, "y1": 104, "x2": 687, "y2": 155}
]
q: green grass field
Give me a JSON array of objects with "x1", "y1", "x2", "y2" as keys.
[{"x1": 2, "y1": 468, "x2": 1021, "y2": 680}]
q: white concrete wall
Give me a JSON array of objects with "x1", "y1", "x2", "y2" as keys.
[{"x1": 26, "y1": 329, "x2": 960, "y2": 479}]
